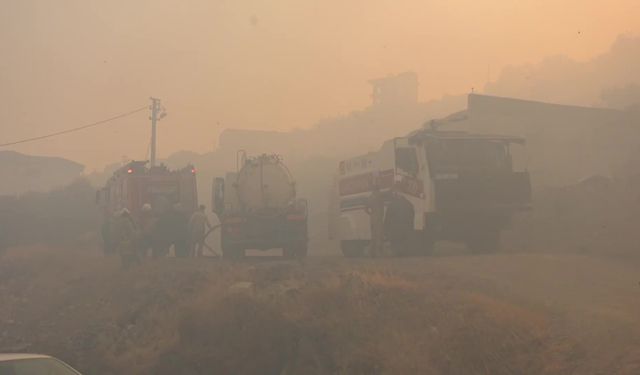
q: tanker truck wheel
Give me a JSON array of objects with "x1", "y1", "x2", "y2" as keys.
[
  {"x1": 222, "y1": 246, "x2": 245, "y2": 259},
  {"x1": 283, "y1": 244, "x2": 308, "y2": 259},
  {"x1": 296, "y1": 245, "x2": 308, "y2": 258},
  {"x1": 283, "y1": 247, "x2": 295, "y2": 259},
  {"x1": 416, "y1": 230, "x2": 435, "y2": 256}
]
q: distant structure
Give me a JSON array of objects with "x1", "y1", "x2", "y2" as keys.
[
  {"x1": 193, "y1": 77, "x2": 640, "y2": 189},
  {"x1": 441, "y1": 94, "x2": 638, "y2": 186},
  {"x1": 0, "y1": 151, "x2": 84, "y2": 195},
  {"x1": 217, "y1": 129, "x2": 290, "y2": 156},
  {"x1": 211, "y1": 71, "x2": 463, "y2": 162},
  {"x1": 369, "y1": 72, "x2": 419, "y2": 108}
]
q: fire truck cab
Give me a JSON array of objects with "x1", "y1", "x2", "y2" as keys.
[{"x1": 97, "y1": 161, "x2": 198, "y2": 220}]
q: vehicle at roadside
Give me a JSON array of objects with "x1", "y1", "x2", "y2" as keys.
[
  {"x1": 97, "y1": 160, "x2": 198, "y2": 220},
  {"x1": 330, "y1": 127, "x2": 531, "y2": 256},
  {"x1": 212, "y1": 152, "x2": 308, "y2": 258},
  {"x1": 96, "y1": 161, "x2": 199, "y2": 256},
  {"x1": 0, "y1": 354, "x2": 81, "y2": 375}
]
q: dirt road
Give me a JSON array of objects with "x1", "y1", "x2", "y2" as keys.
[{"x1": 1, "y1": 247, "x2": 639, "y2": 374}]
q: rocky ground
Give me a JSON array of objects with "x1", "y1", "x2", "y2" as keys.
[{"x1": 1, "y1": 246, "x2": 640, "y2": 374}]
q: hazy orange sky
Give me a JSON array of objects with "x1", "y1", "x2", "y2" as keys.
[{"x1": 1, "y1": 0, "x2": 638, "y2": 169}]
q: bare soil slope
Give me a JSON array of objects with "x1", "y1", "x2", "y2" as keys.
[{"x1": 1, "y1": 247, "x2": 639, "y2": 374}]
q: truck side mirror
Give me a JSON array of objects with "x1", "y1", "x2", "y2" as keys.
[{"x1": 212, "y1": 177, "x2": 225, "y2": 215}]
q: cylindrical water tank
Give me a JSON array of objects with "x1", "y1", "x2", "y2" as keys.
[{"x1": 235, "y1": 155, "x2": 295, "y2": 212}]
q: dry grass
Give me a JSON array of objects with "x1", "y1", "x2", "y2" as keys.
[
  {"x1": 2, "y1": 247, "x2": 638, "y2": 374},
  {"x1": 504, "y1": 179, "x2": 640, "y2": 258}
]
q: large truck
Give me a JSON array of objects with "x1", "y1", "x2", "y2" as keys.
[
  {"x1": 97, "y1": 161, "x2": 198, "y2": 221},
  {"x1": 330, "y1": 128, "x2": 531, "y2": 256},
  {"x1": 212, "y1": 153, "x2": 308, "y2": 258}
]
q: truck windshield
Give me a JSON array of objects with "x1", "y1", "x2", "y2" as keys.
[
  {"x1": 425, "y1": 138, "x2": 510, "y2": 173},
  {"x1": 395, "y1": 147, "x2": 419, "y2": 176}
]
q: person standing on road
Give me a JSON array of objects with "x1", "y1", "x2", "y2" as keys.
[
  {"x1": 189, "y1": 204, "x2": 212, "y2": 257},
  {"x1": 152, "y1": 205, "x2": 172, "y2": 258},
  {"x1": 171, "y1": 203, "x2": 189, "y2": 258},
  {"x1": 112, "y1": 208, "x2": 139, "y2": 269},
  {"x1": 138, "y1": 203, "x2": 156, "y2": 259},
  {"x1": 152, "y1": 203, "x2": 189, "y2": 258},
  {"x1": 366, "y1": 182, "x2": 385, "y2": 257},
  {"x1": 101, "y1": 208, "x2": 115, "y2": 256}
]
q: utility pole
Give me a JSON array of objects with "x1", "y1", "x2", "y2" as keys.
[{"x1": 149, "y1": 97, "x2": 166, "y2": 167}]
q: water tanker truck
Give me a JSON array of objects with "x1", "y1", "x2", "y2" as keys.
[
  {"x1": 330, "y1": 127, "x2": 532, "y2": 256},
  {"x1": 212, "y1": 152, "x2": 308, "y2": 258}
]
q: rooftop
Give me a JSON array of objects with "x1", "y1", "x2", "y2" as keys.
[
  {"x1": 409, "y1": 129, "x2": 525, "y2": 144},
  {"x1": 468, "y1": 93, "x2": 622, "y2": 117}
]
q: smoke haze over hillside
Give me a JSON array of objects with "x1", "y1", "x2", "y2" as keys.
[
  {"x1": 485, "y1": 35, "x2": 640, "y2": 108},
  {"x1": 1, "y1": 0, "x2": 639, "y2": 169},
  {"x1": 4, "y1": 3, "x2": 640, "y2": 374}
]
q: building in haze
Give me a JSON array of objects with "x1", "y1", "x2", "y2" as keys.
[
  {"x1": 443, "y1": 94, "x2": 638, "y2": 186},
  {"x1": 0, "y1": 151, "x2": 84, "y2": 195}
]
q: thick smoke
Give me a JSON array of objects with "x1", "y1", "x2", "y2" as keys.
[{"x1": 485, "y1": 35, "x2": 640, "y2": 108}]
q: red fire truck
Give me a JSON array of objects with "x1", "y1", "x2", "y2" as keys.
[{"x1": 97, "y1": 161, "x2": 198, "y2": 220}]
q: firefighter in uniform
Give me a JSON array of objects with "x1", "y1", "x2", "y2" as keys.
[
  {"x1": 138, "y1": 203, "x2": 156, "y2": 258},
  {"x1": 366, "y1": 182, "x2": 385, "y2": 257},
  {"x1": 189, "y1": 204, "x2": 212, "y2": 257},
  {"x1": 152, "y1": 203, "x2": 187, "y2": 258},
  {"x1": 151, "y1": 205, "x2": 172, "y2": 258},
  {"x1": 112, "y1": 208, "x2": 139, "y2": 269},
  {"x1": 172, "y1": 204, "x2": 190, "y2": 258},
  {"x1": 101, "y1": 208, "x2": 115, "y2": 256}
]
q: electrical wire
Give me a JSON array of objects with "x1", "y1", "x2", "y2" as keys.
[{"x1": 0, "y1": 106, "x2": 148, "y2": 147}]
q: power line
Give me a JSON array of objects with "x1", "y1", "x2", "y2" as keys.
[{"x1": 0, "y1": 106, "x2": 148, "y2": 147}]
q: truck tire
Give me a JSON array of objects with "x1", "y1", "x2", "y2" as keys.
[
  {"x1": 283, "y1": 244, "x2": 308, "y2": 259},
  {"x1": 414, "y1": 231, "x2": 435, "y2": 256},
  {"x1": 391, "y1": 231, "x2": 433, "y2": 257},
  {"x1": 283, "y1": 247, "x2": 293, "y2": 258},
  {"x1": 222, "y1": 246, "x2": 245, "y2": 259},
  {"x1": 466, "y1": 229, "x2": 500, "y2": 254},
  {"x1": 341, "y1": 240, "x2": 366, "y2": 258},
  {"x1": 296, "y1": 245, "x2": 308, "y2": 258}
]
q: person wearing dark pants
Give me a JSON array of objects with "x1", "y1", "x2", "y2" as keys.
[
  {"x1": 113, "y1": 208, "x2": 139, "y2": 269},
  {"x1": 189, "y1": 205, "x2": 212, "y2": 257}
]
